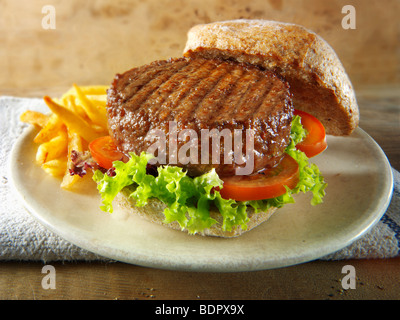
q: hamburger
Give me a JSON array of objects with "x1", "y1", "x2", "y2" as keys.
[{"x1": 71, "y1": 19, "x2": 359, "y2": 237}]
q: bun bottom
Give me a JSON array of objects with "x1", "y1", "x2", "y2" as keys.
[{"x1": 115, "y1": 188, "x2": 278, "y2": 238}]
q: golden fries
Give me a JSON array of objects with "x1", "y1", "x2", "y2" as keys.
[
  {"x1": 43, "y1": 96, "x2": 102, "y2": 143},
  {"x1": 61, "y1": 131, "x2": 84, "y2": 189},
  {"x1": 35, "y1": 126, "x2": 68, "y2": 164},
  {"x1": 33, "y1": 113, "x2": 64, "y2": 144},
  {"x1": 73, "y1": 84, "x2": 108, "y2": 129},
  {"x1": 42, "y1": 159, "x2": 68, "y2": 177},
  {"x1": 20, "y1": 84, "x2": 109, "y2": 190},
  {"x1": 20, "y1": 111, "x2": 50, "y2": 127},
  {"x1": 61, "y1": 85, "x2": 109, "y2": 97}
]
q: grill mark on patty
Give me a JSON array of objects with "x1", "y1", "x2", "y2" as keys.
[
  {"x1": 118, "y1": 60, "x2": 171, "y2": 103},
  {"x1": 123, "y1": 59, "x2": 189, "y2": 111},
  {"x1": 111, "y1": 61, "x2": 191, "y2": 142},
  {"x1": 194, "y1": 66, "x2": 245, "y2": 125},
  {"x1": 211, "y1": 71, "x2": 257, "y2": 124},
  {"x1": 147, "y1": 58, "x2": 213, "y2": 127},
  {"x1": 140, "y1": 59, "x2": 205, "y2": 119},
  {"x1": 218, "y1": 71, "x2": 266, "y2": 124},
  {"x1": 233, "y1": 74, "x2": 274, "y2": 122},
  {"x1": 133, "y1": 59, "x2": 210, "y2": 139},
  {"x1": 252, "y1": 76, "x2": 278, "y2": 117},
  {"x1": 156, "y1": 59, "x2": 220, "y2": 126},
  {"x1": 189, "y1": 61, "x2": 235, "y2": 124},
  {"x1": 173, "y1": 60, "x2": 232, "y2": 128},
  {"x1": 253, "y1": 82, "x2": 290, "y2": 119}
]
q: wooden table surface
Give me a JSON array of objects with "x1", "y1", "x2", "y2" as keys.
[{"x1": 1, "y1": 0, "x2": 399, "y2": 301}]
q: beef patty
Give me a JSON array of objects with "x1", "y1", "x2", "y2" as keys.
[{"x1": 107, "y1": 57, "x2": 293, "y2": 177}]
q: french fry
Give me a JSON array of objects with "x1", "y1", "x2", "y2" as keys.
[
  {"x1": 62, "y1": 94, "x2": 88, "y2": 121},
  {"x1": 65, "y1": 92, "x2": 107, "y2": 133},
  {"x1": 42, "y1": 159, "x2": 68, "y2": 177},
  {"x1": 43, "y1": 96, "x2": 101, "y2": 143},
  {"x1": 23, "y1": 85, "x2": 109, "y2": 189},
  {"x1": 35, "y1": 143, "x2": 47, "y2": 164},
  {"x1": 79, "y1": 85, "x2": 108, "y2": 95},
  {"x1": 20, "y1": 110, "x2": 49, "y2": 128},
  {"x1": 61, "y1": 130, "x2": 83, "y2": 190},
  {"x1": 86, "y1": 95, "x2": 107, "y2": 102},
  {"x1": 73, "y1": 84, "x2": 108, "y2": 129},
  {"x1": 61, "y1": 170, "x2": 81, "y2": 189},
  {"x1": 36, "y1": 127, "x2": 68, "y2": 164},
  {"x1": 33, "y1": 113, "x2": 64, "y2": 144},
  {"x1": 61, "y1": 85, "x2": 108, "y2": 98}
]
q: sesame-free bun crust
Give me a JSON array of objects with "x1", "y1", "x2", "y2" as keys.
[
  {"x1": 183, "y1": 19, "x2": 359, "y2": 136},
  {"x1": 115, "y1": 188, "x2": 277, "y2": 238}
]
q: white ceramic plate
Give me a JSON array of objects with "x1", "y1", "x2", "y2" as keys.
[{"x1": 10, "y1": 126, "x2": 393, "y2": 272}]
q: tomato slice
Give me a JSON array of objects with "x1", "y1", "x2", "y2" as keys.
[
  {"x1": 219, "y1": 154, "x2": 299, "y2": 201},
  {"x1": 89, "y1": 136, "x2": 126, "y2": 170},
  {"x1": 294, "y1": 109, "x2": 327, "y2": 158}
]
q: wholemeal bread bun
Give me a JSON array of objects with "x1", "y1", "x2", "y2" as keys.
[
  {"x1": 115, "y1": 188, "x2": 278, "y2": 238},
  {"x1": 183, "y1": 19, "x2": 359, "y2": 136}
]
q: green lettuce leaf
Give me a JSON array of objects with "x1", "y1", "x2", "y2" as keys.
[
  {"x1": 283, "y1": 115, "x2": 327, "y2": 206},
  {"x1": 93, "y1": 115, "x2": 326, "y2": 234}
]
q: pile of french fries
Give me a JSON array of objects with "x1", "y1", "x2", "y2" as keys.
[{"x1": 20, "y1": 84, "x2": 109, "y2": 190}]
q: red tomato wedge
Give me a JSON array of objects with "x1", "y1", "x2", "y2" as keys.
[
  {"x1": 89, "y1": 136, "x2": 126, "y2": 170},
  {"x1": 219, "y1": 154, "x2": 299, "y2": 201},
  {"x1": 294, "y1": 109, "x2": 327, "y2": 158}
]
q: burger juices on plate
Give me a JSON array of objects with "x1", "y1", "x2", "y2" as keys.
[{"x1": 72, "y1": 20, "x2": 359, "y2": 237}]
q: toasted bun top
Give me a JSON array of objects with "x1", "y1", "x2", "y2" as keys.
[{"x1": 183, "y1": 19, "x2": 359, "y2": 136}]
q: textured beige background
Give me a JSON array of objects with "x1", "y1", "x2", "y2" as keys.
[
  {"x1": 0, "y1": 0, "x2": 399, "y2": 96},
  {"x1": 1, "y1": 1, "x2": 400, "y2": 300}
]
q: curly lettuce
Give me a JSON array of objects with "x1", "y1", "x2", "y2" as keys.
[{"x1": 93, "y1": 115, "x2": 327, "y2": 234}]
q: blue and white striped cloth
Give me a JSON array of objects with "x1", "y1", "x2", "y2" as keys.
[{"x1": 0, "y1": 96, "x2": 399, "y2": 262}]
